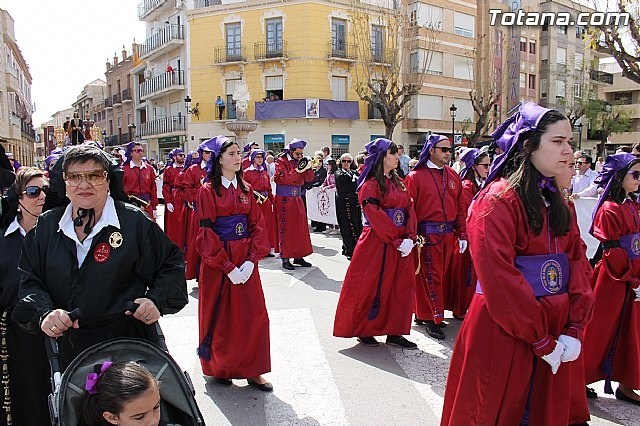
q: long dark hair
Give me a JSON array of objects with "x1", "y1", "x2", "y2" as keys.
[
  {"x1": 79, "y1": 362, "x2": 157, "y2": 426},
  {"x1": 461, "y1": 152, "x2": 489, "y2": 189},
  {"x1": 208, "y1": 139, "x2": 249, "y2": 197},
  {"x1": 0, "y1": 167, "x2": 46, "y2": 229},
  {"x1": 499, "y1": 110, "x2": 571, "y2": 236},
  {"x1": 373, "y1": 142, "x2": 405, "y2": 195},
  {"x1": 608, "y1": 159, "x2": 640, "y2": 204}
]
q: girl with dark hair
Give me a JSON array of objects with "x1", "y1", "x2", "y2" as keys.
[
  {"x1": 333, "y1": 138, "x2": 419, "y2": 349},
  {"x1": 334, "y1": 153, "x2": 362, "y2": 259},
  {"x1": 582, "y1": 153, "x2": 640, "y2": 406},
  {"x1": 243, "y1": 150, "x2": 278, "y2": 256},
  {"x1": 79, "y1": 361, "x2": 161, "y2": 426},
  {"x1": 0, "y1": 168, "x2": 50, "y2": 425},
  {"x1": 441, "y1": 103, "x2": 594, "y2": 426},
  {"x1": 195, "y1": 136, "x2": 273, "y2": 391}
]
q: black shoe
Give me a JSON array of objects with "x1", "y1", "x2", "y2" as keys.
[
  {"x1": 386, "y1": 335, "x2": 418, "y2": 349},
  {"x1": 415, "y1": 318, "x2": 446, "y2": 328},
  {"x1": 248, "y1": 378, "x2": 273, "y2": 392},
  {"x1": 453, "y1": 314, "x2": 466, "y2": 321},
  {"x1": 425, "y1": 322, "x2": 445, "y2": 340},
  {"x1": 615, "y1": 387, "x2": 640, "y2": 406},
  {"x1": 282, "y1": 260, "x2": 295, "y2": 270},
  {"x1": 214, "y1": 377, "x2": 232, "y2": 386},
  {"x1": 293, "y1": 258, "x2": 312, "y2": 267},
  {"x1": 357, "y1": 336, "x2": 379, "y2": 347},
  {"x1": 586, "y1": 386, "x2": 598, "y2": 399}
]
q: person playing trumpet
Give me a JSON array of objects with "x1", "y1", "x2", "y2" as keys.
[
  {"x1": 122, "y1": 142, "x2": 158, "y2": 220},
  {"x1": 243, "y1": 150, "x2": 278, "y2": 256}
]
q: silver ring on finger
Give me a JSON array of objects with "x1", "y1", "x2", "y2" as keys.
[{"x1": 51, "y1": 325, "x2": 57, "y2": 332}]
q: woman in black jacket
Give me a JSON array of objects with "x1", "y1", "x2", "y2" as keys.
[{"x1": 334, "y1": 153, "x2": 362, "y2": 259}]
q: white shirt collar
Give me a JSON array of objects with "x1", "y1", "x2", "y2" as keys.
[
  {"x1": 200, "y1": 160, "x2": 207, "y2": 169},
  {"x1": 221, "y1": 176, "x2": 238, "y2": 189},
  {"x1": 4, "y1": 216, "x2": 26, "y2": 237},
  {"x1": 58, "y1": 196, "x2": 121, "y2": 239},
  {"x1": 173, "y1": 162, "x2": 180, "y2": 169},
  {"x1": 427, "y1": 159, "x2": 444, "y2": 170},
  {"x1": 130, "y1": 160, "x2": 146, "y2": 169}
]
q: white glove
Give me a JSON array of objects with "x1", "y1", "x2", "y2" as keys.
[
  {"x1": 458, "y1": 239, "x2": 468, "y2": 254},
  {"x1": 398, "y1": 238, "x2": 414, "y2": 257},
  {"x1": 558, "y1": 335, "x2": 581, "y2": 363},
  {"x1": 633, "y1": 286, "x2": 640, "y2": 301},
  {"x1": 166, "y1": 202, "x2": 175, "y2": 212},
  {"x1": 153, "y1": 210, "x2": 158, "y2": 219},
  {"x1": 296, "y1": 158, "x2": 313, "y2": 173},
  {"x1": 239, "y1": 260, "x2": 255, "y2": 282},
  {"x1": 227, "y1": 267, "x2": 246, "y2": 285},
  {"x1": 541, "y1": 340, "x2": 566, "y2": 374}
]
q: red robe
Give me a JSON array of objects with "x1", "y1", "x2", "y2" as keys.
[
  {"x1": 195, "y1": 180, "x2": 271, "y2": 378},
  {"x1": 583, "y1": 199, "x2": 640, "y2": 389},
  {"x1": 122, "y1": 161, "x2": 158, "y2": 218},
  {"x1": 182, "y1": 162, "x2": 207, "y2": 280},
  {"x1": 162, "y1": 164, "x2": 184, "y2": 248},
  {"x1": 243, "y1": 167, "x2": 278, "y2": 252},
  {"x1": 441, "y1": 179, "x2": 594, "y2": 426},
  {"x1": 404, "y1": 165, "x2": 466, "y2": 324},
  {"x1": 444, "y1": 178, "x2": 477, "y2": 318},
  {"x1": 333, "y1": 177, "x2": 417, "y2": 337},
  {"x1": 273, "y1": 155, "x2": 314, "y2": 259},
  {"x1": 172, "y1": 170, "x2": 188, "y2": 255}
]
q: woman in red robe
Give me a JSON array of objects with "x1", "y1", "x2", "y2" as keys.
[
  {"x1": 583, "y1": 153, "x2": 640, "y2": 405},
  {"x1": 441, "y1": 103, "x2": 594, "y2": 426},
  {"x1": 333, "y1": 138, "x2": 418, "y2": 349},
  {"x1": 195, "y1": 136, "x2": 272, "y2": 391},
  {"x1": 243, "y1": 149, "x2": 278, "y2": 255}
]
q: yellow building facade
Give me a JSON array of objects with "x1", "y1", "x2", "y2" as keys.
[{"x1": 187, "y1": 0, "x2": 393, "y2": 155}]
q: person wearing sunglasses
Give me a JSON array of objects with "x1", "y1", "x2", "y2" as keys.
[
  {"x1": 445, "y1": 148, "x2": 490, "y2": 322},
  {"x1": 122, "y1": 142, "x2": 159, "y2": 221},
  {"x1": 570, "y1": 155, "x2": 598, "y2": 199},
  {"x1": 442, "y1": 103, "x2": 594, "y2": 426},
  {"x1": 162, "y1": 148, "x2": 186, "y2": 249},
  {"x1": 0, "y1": 168, "x2": 51, "y2": 424},
  {"x1": 13, "y1": 144, "x2": 188, "y2": 371},
  {"x1": 404, "y1": 134, "x2": 467, "y2": 341},
  {"x1": 334, "y1": 153, "x2": 362, "y2": 260},
  {"x1": 582, "y1": 153, "x2": 640, "y2": 408}
]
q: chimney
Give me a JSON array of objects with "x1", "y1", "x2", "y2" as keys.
[
  {"x1": 122, "y1": 45, "x2": 127, "y2": 61},
  {"x1": 113, "y1": 53, "x2": 118, "y2": 66}
]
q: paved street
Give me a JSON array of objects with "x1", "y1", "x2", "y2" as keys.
[{"x1": 156, "y1": 208, "x2": 640, "y2": 426}]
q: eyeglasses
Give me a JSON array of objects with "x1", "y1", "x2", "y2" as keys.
[
  {"x1": 341, "y1": 160, "x2": 352, "y2": 163},
  {"x1": 476, "y1": 163, "x2": 491, "y2": 168},
  {"x1": 435, "y1": 146, "x2": 454, "y2": 153},
  {"x1": 23, "y1": 185, "x2": 49, "y2": 199},
  {"x1": 575, "y1": 161, "x2": 587, "y2": 165},
  {"x1": 132, "y1": 149, "x2": 144, "y2": 153},
  {"x1": 64, "y1": 170, "x2": 109, "y2": 187},
  {"x1": 176, "y1": 153, "x2": 185, "y2": 157},
  {"x1": 627, "y1": 170, "x2": 640, "y2": 180}
]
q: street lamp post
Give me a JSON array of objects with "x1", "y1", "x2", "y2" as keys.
[
  {"x1": 576, "y1": 123, "x2": 583, "y2": 151},
  {"x1": 449, "y1": 103, "x2": 457, "y2": 145}
]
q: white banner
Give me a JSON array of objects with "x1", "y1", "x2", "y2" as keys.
[
  {"x1": 573, "y1": 197, "x2": 599, "y2": 259},
  {"x1": 306, "y1": 187, "x2": 339, "y2": 226}
]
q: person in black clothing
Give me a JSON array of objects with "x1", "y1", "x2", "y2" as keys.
[
  {"x1": 305, "y1": 152, "x2": 329, "y2": 232},
  {"x1": 0, "y1": 167, "x2": 51, "y2": 425},
  {"x1": 334, "y1": 153, "x2": 362, "y2": 259},
  {"x1": 0, "y1": 144, "x2": 15, "y2": 196},
  {"x1": 13, "y1": 145, "x2": 188, "y2": 369}
]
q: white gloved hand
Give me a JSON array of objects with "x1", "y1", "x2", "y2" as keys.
[
  {"x1": 634, "y1": 286, "x2": 640, "y2": 301},
  {"x1": 296, "y1": 158, "x2": 313, "y2": 173},
  {"x1": 458, "y1": 239, "x2": 468, "y2": 254},
  {"x1": 239, "y1": 260, "x2": 255, "y2": 282},
  {"x1": 153, "y1": 210, "x2": 158, "y2": 219},
  {"x1": 166, "y1": 202, "x2": 175, "y2": 212},
  {"x1": 558, "y1": 334, "x2": 581, "y2": 362},
  {"x1": 398, "y1": 238, "x2": 414, "y2": 257},
  {"x1": 541, "y1": 340, "x2": 566, "y2": 374},
  {"x1": 227, "y1": 267, "x2": 246, "y2": 285}
]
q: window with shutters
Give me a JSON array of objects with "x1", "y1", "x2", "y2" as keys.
[
  {"x1": 454, "y1": 12, "x2": 474, "y2": 38},
  {"x1": 225, "y1": 23, "x2": 242, "y2": 61},
  {"x1": 331, "y1": 76, "x2": 347, "y2": 101},
  {"x1": 226, "y1": 79, "x2": 240, "y2": 119},
  {"x1": 371, "y1": 25, "x2": 384, "y2": 62},
  {"x1": 331, "y1": 18, "x2": 347, "y2": 57},
  {"x1": 265, "y1": 75, "x2": 284, "y2": 100},
  {"x1": 453, "y1": 55, "x2": 473, "y2": 80}
]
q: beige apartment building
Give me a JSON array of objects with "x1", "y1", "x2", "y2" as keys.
[
  {"x1": 101, "y1": 46, "x2": 137, "y2": 147},
  {"x1": 72, "y1": 79, "x2": 107, "y2": 130},
  {"x1": 602, "y1": 70, "x2": 640, "y2": 147}
]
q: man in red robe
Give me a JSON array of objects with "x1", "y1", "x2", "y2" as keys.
[
  {"x1": 274, "y1": 139, "x2": 314, "y2": 270},
  {"x1": 162, "y1": 148, "x2": 185, "y2": 248},
  {"x1": 122, "y1": 142, "x2": 158, "y2": 219},
  {"x1": 404, "y1": 134, "x2": 466, "y2": 340}
]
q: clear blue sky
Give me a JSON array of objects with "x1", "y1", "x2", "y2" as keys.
[{"x1": 1, "y1": 0, "x2": 145, "y2": 126}]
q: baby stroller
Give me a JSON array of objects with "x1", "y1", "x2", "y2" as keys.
[{"x1": 45, "y1": 309, "x2": 205, "y2": 425}]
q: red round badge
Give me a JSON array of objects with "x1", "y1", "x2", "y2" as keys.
[{"x1": 93, "y1": 243, "x2": 111, "y2": 263}]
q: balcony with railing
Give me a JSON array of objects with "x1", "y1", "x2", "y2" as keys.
[
  {"x1": 214, "y1": 45, "x2": 248, "y2": 64},
  {"x1": 139, "y1": 70, "x2": 185, "y2": 100},
  {"x1": 104, "y1": 97, "x2": 113, "y2": 109},
  {"x1": 139, "y1": 116, "x2": 186, "y2": 137},
  {"x1": 590, "y1": 69, "x2": 614, "y2": 84},
  {"x1": 122, "y1": 88, "x2": 132, "y2": 103},
  {"x1": 194, "y1": 0, "x2": 222, "y2": 8},
  {"x1": 113, "y1": 92, "x2": 122, "y2": 106},
  {"x1": 139, "y1": 25, "x2": 184, "y2": 59},
  {"x1": 254, "y1": 41, "x2": 288, "y2": 61},
  {"x1": 137, "y1": 0, "x2": 169, "y2": 20},
  {"x1": 21, "y1": 119, "x2": 36, "y2": 141},
  {"x1": 370, "y1": 49, "x2": 395, "y2": 65},
  {"x1": 327, "y1": 41, "x2": 357, "y2": 61}
]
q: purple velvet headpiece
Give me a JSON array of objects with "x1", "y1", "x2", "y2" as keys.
[
  {"x1": 250, "y1": 149, "x2": 267, "y2": 172},
  {"x1": 183, "y1": 150, "x2": 199, "y2": 170},
  {"x1": 202, "y1": 135, "x2": 232, "y2": 175},
  {"x1": 123, "y1": 141, "x2": 139, "y2": 164},
  {"x1": 243, "y1": 142, "x2": 259, "y2": 153},
  {"x1": 414, "y1": 134, "x2": 450, "y2": 170},
  {"x1": 458, "y1": 147, "x2": 481, "y2": 177},
  {"x1": 44, "y1": 153, "x2": 60, "y2": 170},
  {"x1": 357, "y1": 138, "x2": 392, "y2": 190},
  {"x1": 282, "y1": 139, "x2": 307, "y2": 157}
]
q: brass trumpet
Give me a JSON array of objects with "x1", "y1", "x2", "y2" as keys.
[
  {"x1": 127, "y1": 194, "x2": 150, "y2": 209},
  {"x1": 253, "y1": 190, "x2": 268, "y2": 204},
  {"x1": 297, "y1": 156, "x2": 322, "y2": 171}
]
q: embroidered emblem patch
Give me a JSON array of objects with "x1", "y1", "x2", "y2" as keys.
[
  {"x1": 109, "y1": 231, "x2": 123, "y2": 248},
  {"x1": 449, "y1": 180, "x2": 456, "y2": 190},
  {"x1": 235, "y1": 222, "x2": 245, "y2": 235},
  {"x1": 93, "y1": 243, "x2": 111, "y2": 263},
  {"x1": 540, "y1": 260, "x2": 562, "y2": 294},
  {"x1": 393, "y1": 209, "x2": 405, "y2": 226},
  {"x1": 291, "y1": 187, "x2": 299, "y2": 196},
  {"x1": 632, "y1": 234, "x2": 640, "y2": 256},
  {"x1": 239, "y1": 194, "x2": 249, "y2": 204}
]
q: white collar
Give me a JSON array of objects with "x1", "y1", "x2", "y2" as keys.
[
  {"x1": 427, "y1": 159, "x2": 444, "y2": 170},
  {"x1": 221, "y1": 176, "x2": 238, "y2": 189},
  {"x1": 287, "y1": 154, "x2": 295, "y2": 162},
  {"x1": 246, "y1": 165, "x2": 257, "y2": 171},
  {"x1": 200, "y1": 160, "x2": 207, "y2": 169},
  {"x1": 130, "y1": 160, "x2": 146, "y2": 169},
  {"x1": 58, "y1": 196, "x2": 121, "y2": 239},
  {"x1": 4, "y1": 216, "x2": 26, "y2": 237},
  {"x1": 173, "y1": 162, "x2": 181, "y2": 169}
]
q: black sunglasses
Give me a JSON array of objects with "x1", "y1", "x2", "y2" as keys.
[
  {"x1": 435, "y1": 146, "x2": 454, "y2": 153},
  {"x1": 476, "y1": 163, "x2": 491, "y2": 168},
  {"x1": 341, "y1": 159, "x2": 352, "y2": 163},
  {"x1": 23, "y1": 185, "x2": 49, "y2": 199}
]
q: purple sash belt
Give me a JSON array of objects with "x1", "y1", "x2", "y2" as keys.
[
  {"x1": 476, "y1": 253, "x2": 570, "y2": 297},
  {"x1": 417, "y1": 220, "x2": 455, "y2": 235},
  {"x1": 619, "y1": 232, "x2": 640, "y2": 259},
  {"x1": 201, "y1": 214, "x2": 248, "y2": 241},
  {"x1": 276, "y1": 184, "x2": 302, "y2": 197},
  {"x1": 364, "y1": 207, "x2": 407, "y2": 227}
]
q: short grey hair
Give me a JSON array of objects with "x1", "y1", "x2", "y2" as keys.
[
  {"x1": 62, "y1": 144, "x2": 110, "y2": 173},
  {"x1": 339, "y1": 153, "x2": 353, "y2": 162}
]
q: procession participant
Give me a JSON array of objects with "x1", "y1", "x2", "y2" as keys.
[
  {"x1": 583, "y1": 153, "x2": 640, "y2": 405},
  {"x1": 441, "y1": 103, "x2": 594, "y2": 426},
  {"x1": 13, "y1": 144, "x2": 188, "y2": 369},
  {"x1": 243, "y1": 149, "x2": 277, "y2": 256},
  {"x1": 172, "y1": 151, "x2": 198, "y2": 258},
  {"x1": 162, "y1": 148, "x2": 185, "y2": 248},
  {"x1": 444, "y1": 148, "x2": 489, "y2": 320},
  {"x1": 404, "y1": 134, "x2": 466, "y2": 340},
  {"x1": 195, "y1": 136, "x2": 272, "y2": 391},
  {"x1": 68, "y1": 111, "x2": 85, "y2": 145},
  {"x1": 241, "y1": 142, "x2": 259, "y2": 170},
  {"x1": 0, "y1": 144, "x2": 15, "y2": 195},
  {"x1": 43, "y1": 148, "x2": 63, "y2": 178},
  {"x1": 333, "y1": 138, "x2": 418, "y2": 349},
  {"x1": 122, "y1": 142, "x2": 158, "y2": 220},
  {"x1": 6, "y1": 153, "x2": 21, "y2": 173},
  {"x1": 273, "y1": 139, "x2": 314, "y2": 270},
  {"x1": 0, "y1": 168, "x2": 50, "y2": 425},
  {"x1": 334, "y1": 153, "x2": 362, "y2": 260}
]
